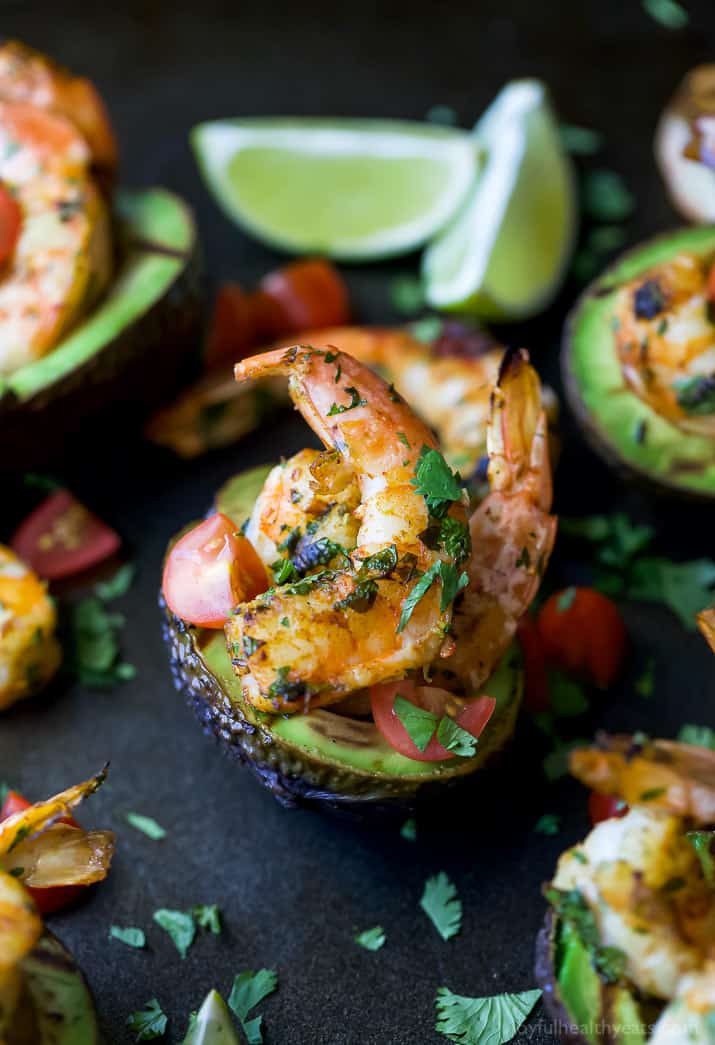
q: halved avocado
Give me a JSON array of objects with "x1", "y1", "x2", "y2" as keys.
[
  {"x1": 535, "y1": 912, "x2": 650, "y2": 1045},
  {"x1": 161, "y1": 463, "x2": 524, "y2": 813},
  {"x1": 563, "y1": 226, "x2": 715, "y2": 499},
  {"x1": 0, "y1": 187, "x2": 201, "y2": 468},
  {"x1": 7, "y1": 931, "x2": 99, "y2": 1044}
]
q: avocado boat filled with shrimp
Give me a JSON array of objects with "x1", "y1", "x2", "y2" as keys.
[
  {"x1": 536, "y1": 734, "x2": 715, "y2": 1045},
  {"x1": 161, "y1": 342, "x2": 556, "y2": 810},
  {"x1": 0, "y1": 41, "x2": 200, "y2": 465}
]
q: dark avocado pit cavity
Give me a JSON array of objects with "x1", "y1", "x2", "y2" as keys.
[
  {"x1": 0, "y1": 187, "x2": 200, "y2": 465},
  {"x1": 563, "y1": 225, "x2": 715, "y2": 499},
  {"x1": 536, "y1": 913, "x2": 649, "y2": 1045},
  {"x1": 9, "y1": 931, "x2": 99, "y2": 1045},
  {"x1": 161, "y1": 463, "x2": 524, "y2": 810}
]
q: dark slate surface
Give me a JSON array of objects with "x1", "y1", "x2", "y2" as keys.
[{"x1": 1, "y1": 2, "x2": 714, "y2": 1042}]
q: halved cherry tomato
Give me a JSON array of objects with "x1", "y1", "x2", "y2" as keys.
[
  {"x1": 517, "y1": 616, "x2": 549, "y2": 712},
  {"x1": 0, "y1": 183, "x2": 21, "y2": 267},
  {"x1": 537, "y1": 587, "x2": 627, "y2": 688},
  {"x1": 11, "y1": 489, "x2": 121, "y2": 581},
  {"x1": 369, "y1": 681, "x2": 496, "y2": 761},
  {"x1": 588, "y1": 791, "x2": 628, "y2": 826},
  {"x1": 203, "y1": 283, "x2": 274, "y2": 370},
  {"x1": 0, "y1": 790, "x2": 83, "y2": 913},
  {"x1": 162, "y1": 513, "x2": 268, "y2": 628},
  {"x1": 260, "y1": 258, "x2": 350, "y2": 333}
]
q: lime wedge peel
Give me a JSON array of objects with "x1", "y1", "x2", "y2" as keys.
[
  {"x1": 423, "y1": 80, "x2": 577, "y2": 320},
  {"x1": 182, "y1": 989, "x2": 240, "y2": 1045},
  {"x1": 191, "y1": 117, "x2": 479, "y2": 261}
]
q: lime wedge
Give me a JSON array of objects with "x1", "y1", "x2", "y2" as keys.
[
  {"x1": 191, "y1": 118, "x2": 478, "y2": 260},
  {"x1": 422, "y1": 80, "x2": 577, "y2": 319},
  {"x1": 181, "y1": 990, "x2": 240, "y2": 1045}
]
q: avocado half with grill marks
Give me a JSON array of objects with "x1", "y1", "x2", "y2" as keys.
[
  {"x1": 0, "y1": 187, "x2": 201, "y2": 467},
  {"x1": 161, "y1": 464, "x2": 524, "y2": 813},
  {"x1": 563, "y1": 225, "x2": 715, "y2": 499},
  {"x1": 7, "y1": 931, "x2": 99, "y2": 1044}
]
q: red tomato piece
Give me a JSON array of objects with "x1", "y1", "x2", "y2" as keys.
[
  {"x1": 203, "y1": 283, "x2": 273, "y2": 370},
  {"x1": 369, "y1": 681, "x2": 496, "y2": 761},
  {"x1": 0, "y1": 183, "x2": 21, "y2": 267},
  {"x1": 259, "y1": 258, "x2": 350, "y2": 334},
  {"x1": 588, "y1": 790, "x2": 628, "y2": 826},
  {"x1": 10, "y1": 489, "x2": 121, "y2": 581},
  {"x1": 537, "y1": 587, "x2": 627, "y2": 688},
  {"x1": 162, "y1": 513, "x2": 268, "y2": 628},
  {"x1": 1, "y1": 790, "x2": 84, "y2": 914},
  {"x1": 517, "y1": 616, "x2": 549, "y2": 712}
]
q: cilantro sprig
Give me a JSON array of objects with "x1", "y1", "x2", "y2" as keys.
[
  {"x1": 412, "y1": 446, "x2": 463, "y2": 518},
  {"x1": 435, "y1": 986, "x2": 541, "y2": 1045},
  {"x1": 126, "y1": 998, "x2": 167, "y2": 1041},
  {"x1": 355, "y1": 926, "x2": 386, "y2": 951},
  {"x1": 420, "y1": 872, "x2": 462, "y2": 941}
]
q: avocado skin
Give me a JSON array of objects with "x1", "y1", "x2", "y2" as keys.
[
  {"x1": 562, "y1": 226, "x2": 715, "y2": 501},
  {"x1": 0, "y1": 190, "x2": 202, "y2": 470},
  {"x1": 535, "y1": 911, "x2": 593, "y2": 1045},
  {"x1": 161, "y1": 593, "x2": 520, "y2": 817}
]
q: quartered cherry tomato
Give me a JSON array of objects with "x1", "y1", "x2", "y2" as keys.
[
  {"x1": 11, "y1": 489, "x2": 121, "y2": 581},
  {"x1": 203, "y1": 283, "x2": 273, "y2": 370},
  {"x1": 259, "y1": 258, "x2": 350, "y2": 332},
  {"x1": 537, "y1": 587, "x2": 627, "y2": 688},
  {"x1": 162, "y1": 513, "x2": 268, "y2": 628},
  {"x1": 517, "y1": 616, "x2": 549, "y2": 712},
  {"x1": 588, "y1": 791, "x2": 628, "y2": 826},
  {"x1": 369, "y1": 681, "x2": 496, "y2": 762},
  {"x1": 0, "y1": 183, "x2": 21, "y2": 267},
  {"x1": 0, "y1": 790, "x2": 83, "y2": 914}
]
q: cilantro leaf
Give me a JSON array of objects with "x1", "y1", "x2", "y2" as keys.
[
  {"x1": 420, "y1": 872, "x2": 462, "y2": 941},
  {"x1": 409, "y1": 316, "x2": 443, "y2": 343},
  {"x1": 397, "y1": 563, "x2": 439, "y2": 633},
  {"x1": 396, "y1": 560, "x2": 468, "y2": 633},
  {"x1": 355, "y1": 926, "x2": 386, "y2": 951},
  {"x1": 401, "y1": 817, "x2": 417, "y2": 842},
  {"x1": 673, "y1": 375, "x2": 715, "y2": 416},
  {"x1": 582, "y1": 169, "x2": 634, "y2": 222},
  {"x1": 95, "y1": 563, "x2": 135, "y2": 600},
  {"x1": 635, "y1": 658, "x2": 655, "y2": 699},
  {"x1": 390, "y1": 275, "x2": 425, "y2": 314},
  {"x1": 326, "y1": 387, "x2": 367, "y2": 415},
  {"x1": 126, "y1": 998, "x2": 168, "y2": 1041},
  {"x1": 191, "y1": 904, "x2": 221, "y2": 934},
  {"x1": 110, "y1": 925, "x2": 146, "y2": 948},
  {"x1": 228, "y1": 969, "x2": 278, "y2": 1045},
  {"x1": 435, "y1": 986, "x2": 541, "y2": 1044},
  {"x1": 437, "y1": 716, "x2": 477, "y2": 758},
  {"x1": 556, "y1": 587, "x2": 576, "y2": 613},
  {"x1": 394, "y1": 695, "x2": 438, "y2": 752},
  {"x1": 534, "y1": 813, "x2": 561, "y2": 836},
  {"x1": 545, "y1": 888, "x2": 626, "y2": 983},
  {"x1": 627, "y1": 557, "x2": 715, "y2": 629},
  {"x1": 70, "y1": 595, "x2": 134, "y2": 686},
  {"x1": 153, "y1": 909, "x2": 196, "y2": 959},
  {"x1": 548, "y1": 672, "x2": 590, "y2": 718},
  {"x1": 642, "y1": 0, "x2": 689, "y2": 29},
  {"x1": 678, "y1": 724, "x2": 715, "y2": 750},
  {"x1": 126, "y1": 812, "x2": 166, "y2": 840},
  {"x1": 687, "y1": 831, "x2": 715, "y2": 888},
  {"x1": 438, "y1": 562, "x2": 469, "y2": 612},
  {"x1": 412, "y1": 446, "x2": 462, "y2": 517},
  {"x1": 560, "y1": 513, "x2": 653, "y2": 570},
  {"x1": 559, "y1": 123, "x2": 602, "y2": 155}
]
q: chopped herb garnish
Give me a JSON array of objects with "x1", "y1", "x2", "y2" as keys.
[
  {"x1": 627, "y1": 556, "x2": 715, "y2": 629},
  {"x1": 435, "y1": 986, "x2": 541, "y2": 1045},
  {"x1": 559, "y1": 123, "x2": 602, "y2": 155},
  {"x1": 69, "y1": 595, "x2": 135, "y2": 687},
  {"x1": 534, "y1": 813, "x2": 561, "y2": 836},
  {"x1": 635, "y1": 658, "x2": 655, "y2": 698},
  {"x1": 390, "y1": 274, "x2": 425, "y2": 314},
  {"x1": 333, "y1": 579, "x2": 379, "y2": 613},
  {"x1": 401, "y1": 817, "x2": 417, "y2": 842},
  {"x1": 359, "y1": 544, "x2": 398, "y2": 576},
  {"x1": 228, "y1": 969, "x2": 278, "y2": 1045},
  {"x1": 271, "y1": 558, "x2": 298, "y2": 585},
  {"x1": 582, "y1": 169, "x2": 634, "y2": 222},
  {"x1": 95, "y1": 563, "x2": 135, "y2": 600},
  {"x1": 267, "y1": 666, "x2": 305, "y2": 705},
  {"x1": 516, "y1": 546, "x2": 531, "y2": 569},
  {"x1": 409, "y1": 316, "x2": 443, "y2": 343},
  {"x1": 436, "y1": 716, "x2": 477, "y2": 758},
  {"x1": 153, "y1": 908, "x2": 196, "y2": 959},
  {"x1": 327, "y1": 387, "x2": 367, "y2": 415},
  {"x1": 412, "y1": 446, "x2": 462, "y2": 518},
  {"x1": 642, "y1": 0, "x2": 689, "y2": 29},
  {"x1": 191, "y1": 904, "x2": 222, "y2": 934},
  {"x1": 126, "y1": 812, "x2": 166, "y2": 840},
  {"x1": 276, "y1": 527, "x2": 301, "y2": 554},
  {"x1": 110, "y1": 925, "x2": 146, "y2": 949},
  {"x1": 291, "y1": 538, "x2": 348, "y2": 575},
  {"x1": 355, "y1": 926, "x2": 386, "y2": 951},
  {"x1": 640, "y1": 787, "x2": 667, "y2": 801},
  {"x1": 687, "y1": 831, "x2": 715, "y2": 888},
  {"x1": 673, "y1": 375, "x2": 715, "y2": 416},
  {"x1": 678, "y1": 723, "x2": 715, "y2": 750},
  {"x1": 242, "y1": 635, "x2": 261, "y2": 658},
  {"x1": 394, "y1": 695, "x2": 438, "y2": 752},
  {"x1": 421, "y1": 871, "x2": 462, "y2": 941},
  {"x1": 436, "y1": 517, "x2": 471, "y2": 563},
  {"x1": 397, "y1": 431, "x2": 410, "y2": 448},
  {"x1": 548, "y1": 672, "x2": 589, "y2": 718},
  {"x1": 556, "y1": 587, "x2": 576, "y2": 613},
  {"x1": 126, "y1": 998, "x2": 168, "y2": 1041},
  {"x1": 280, "y1": 616, "x2": 290, "y2": 627},
  {"x1": 546, "y1": 888, "x2": 626, "y2": 983},
  {"x1": 396, "y1": 560, "x2": 467, "y2": 633}
]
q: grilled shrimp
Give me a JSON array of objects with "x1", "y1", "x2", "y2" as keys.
[
  {"x1": 0, "y1": 99, "x2": 112, "y2": 375},
  {"x1": 447, "y1": 349, "x2": 557, "y2": 691},
  {"x1": 226, "y1": 346, "x2": 468, "y2": 712},
  {"x1": 698, "y1": 605, "x2": 715, "y2": 652},
  {"x1": 0, "y1": 869, "x2": 41, "y2": 1036},
  {"x1": 615, "y1": 252, "x2": 715, "y2": 435},
  {"x1": 0, "y1": 40, "x2": 117, "y2": 179}
]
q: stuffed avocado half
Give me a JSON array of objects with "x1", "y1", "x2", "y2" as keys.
[
  {"x1": 536, "y1": 735, "x2": 715, "y2": 1045},
  {"x1": 563, "y1": 225, "x2": 715, "y2": 499},
  {"x1": 161, "y1": 343, "x2": 555, "y2": 812}
]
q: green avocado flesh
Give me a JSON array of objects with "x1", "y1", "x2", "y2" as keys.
[
  {"x1": 0, "y1": 188, "x2": 196, "y2": 402},
  {"x1": 554, "y1": 918, "x2": 647, "y2": 1045},
  {"x1": 163, "y1": 463, "x2": 523, "y2": 804},
  {"x1": 565, "y1": 225, "x2": 715, "y2": 498},
  {"x1": 8, "y1": 932, "x2": 99, "y2": 1045}
]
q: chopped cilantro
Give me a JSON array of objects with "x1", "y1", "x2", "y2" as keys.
[
  {"x1": 412, "y1": 446, "x2": 462, "y2": 517},
  {"x1": 420, "y1": 871, "x2": 462, "y2": 941},
  {"x1": 69, "y1": 596, "x2": 135, "y2": 686},
  {"x1": 409, "y1": 316, "x2": 443, "y2": 343},
  {"x1": 678, "y1": 723, "x2": 715, "y2": 750},
  {"x1": 687, "y1": 831, "x2": 715, "y2": 888},
  {"x1": 333, "y1": 579, "x2": 378, "y2": 613},
  {"x1": 556, "y1": 587, "x2": 576, "y2": 613},
  {"x1": 394, "y1": 695, "x2": 438, "y2": 752},
  {"x1": 267, "y1": 666, "x2": 304, "y2": 705},
  {"x1": 438, "y1": 563, "x2": 469, "y2": 612},
  {"x1": 640, "y1": 787, "x2": 667, "y2": 801},
  {"x1": 228, "y1": 969, "x2": 278, "y2": 1045},
  {"x1": 534, "y1": 813, "x2": 561, "y2": 836},
  {"x1": 242, "y1": 635, "x2": 261, "y2": 658},
  {"x1": 435, "y1": 986, "x2": 541, "y2": 1045},
  {"x1": 397, "y1": 560, "x2": 467, "y2": 634},
  {"x1": 560, "y1": 512, "x2": 654, "y2": 572},
  {"x1": 126, "y1": 812, "x2": 166, "y2": 840},
  {"x1": 673, "y1": 375, "x2": 715, "y2": 416},
  {"x1": 276, "y1": 527, "x2": 301, "y2": 554},
  {"x1": 397, "y1": 431, "x2": 411, "y2": 448},
  {"x1": 545, "y1": 888, "x2": 626, "y2": 983},
  {"x1": 582, "y1": 169, "x2": 634, "y2": 222},
  {"x1": 390, "y1": 274, "x2": 425, "y2": 314},
  {"x1": 271, "y1": 558, "x2": 298, "y2": 585},
  {"x1": 95, "y1": 563, "x2": 135, "y2": 600},
  {"x1": 635, "y1": 658, "x2": 655, "y2": 698},
  {"x1": 548, "y1": 672, "x2": 589, "y2": 718},
  {"x1": 110, "y1": 925, "x2": 146, "y2": 948},
  {"x1": 627, "y1": 557, "x2": 715, "y2": 629},
  {"x1": 153, "y1": 908, "x2": 196, "y2": 959},
  {"x1": 280, "y1": 616, "x2": 289, "y2": 627},
  {"x1": 191, "y1": 904, "x2": 222, "y2": 934},
  {"x1": 327, "y1": 387, "x2": 367, "y2": 415},
  {"x1": 401, "y1": 817, "x2": 417, "y2": 842},
  {"x1": 588, "y1": 225, "x2": 627, "y2": 254},
  {"x1": 355, "y1": 926, "x2": 386, "y2": 951},
  {"x1": 515, "y1": 546, "x2": 531, "y2": 569},
  {"x1": 642, "y1": 0, "x2": 689, "y2": 28},
  {"x1": 359, "y1": 544, "x2": 398, "y2": 576},
  {"x1": 126, "y1": 998, "x2": 168, "y2": 1041},
  {"x1": 397, "y1": 565, "x2": 437, "y2": 633},
  {"x1": 559, "y1": 123, "x2": 602, "y2": 155},
  {"x1": 436, "y1": 716, "x2": 477, "y2": 758},
  {"x1": 436, "y1": 517, "x2": 471, "y2": 563}
]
